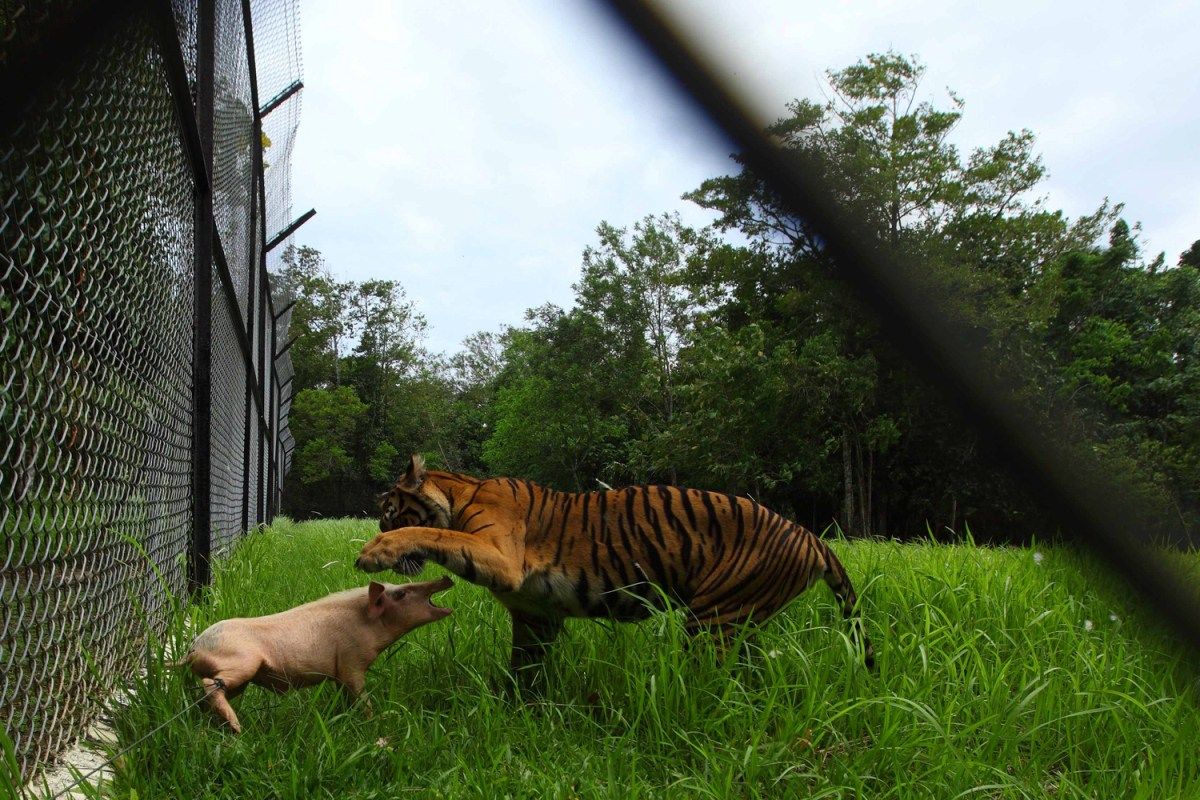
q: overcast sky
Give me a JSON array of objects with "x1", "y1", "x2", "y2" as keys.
[{"x1": 291, "y1": 0, "x2": 1200, "y2": 356}]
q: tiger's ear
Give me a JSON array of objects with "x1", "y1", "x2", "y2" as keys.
[{"x1": 397, "y1": 453, "x2": 426, "y2": 490}]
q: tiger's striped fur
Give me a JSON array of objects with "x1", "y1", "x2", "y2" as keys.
[{"x1": 356, "y1": 455, "x2": 874, "y2": 680}]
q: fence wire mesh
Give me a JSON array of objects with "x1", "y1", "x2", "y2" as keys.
[
  {"x1": 212, "y1": 0, "x2": 255, "y2": 311},
  {"x1": 253, "y1": 0, "x2": 302, "y2": 489},
  {"x1": 253, "y1": 0, "x2": 302, "y2": 250},
  {"x1": 209, "y1": 288, "x2": 248, "y2": 555},
  {"x1": 171, "y1": 0, "x2": 199, "y2": 97},
  {"x1": 0, "y1": 0, "x2": 302, "y2": 785}
]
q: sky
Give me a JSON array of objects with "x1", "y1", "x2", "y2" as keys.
[{"x1": 291, "y1": 0, "x2": 1200, "y2": 356}]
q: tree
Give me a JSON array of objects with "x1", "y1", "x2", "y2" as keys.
[
  {"x1": 273, "y1": 245, "x2": 351, "y2": 389},
  {"x1": 343, "y1": 278, "x2": 427, "y2": 451},
  {"x1": 680, "y1": 51, "x2": 1118, "y2": 536},
  {"x1": 575, "y1": 214, "x2": 717, "y2": 482},
  {"x1": 482, "y1": 307, "x2": 630, "y2": 489},
  {"x1": 440, "y1": 331, "x2": 505, "y2": 475},
  {"x1": 273, "y1": 53, "x2": 1200, "y2": 541},
  {"x1": 274, "y1": 250, "x2": 444, "y2": 516},
  {"x1": 1036, "y1": 227, "x2": 1200, "y2": 531},
  {"x1": 287, "y1": 385, "x2": 367, "y2": 516}
]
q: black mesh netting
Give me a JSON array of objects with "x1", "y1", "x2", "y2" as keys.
[
  {"x1": 209, "y1": 287, "x2": 248, "y2": 555},
  {"x1": 213, "y1": 0, "x2": 256, "y2": 311},
  {"x1": 253, "y1": 0, "x2": 303, "y2": 256}
]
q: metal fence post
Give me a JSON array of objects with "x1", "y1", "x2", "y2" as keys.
[
  {"x1": 267, "y1": 304, "x2": 279, "y2": 523},
  {"x1": 238, "y1": 0, "x2": 270, "y2": 532},
  {"x1": 239, "y1": 0, "x2": 257, "y2": 536},
  {"x1": 240, "y1": 295, "x2": 256, "y2": 538},
  {"x1": 189, "y1": 0, "x2": 216, "y2": 592}
]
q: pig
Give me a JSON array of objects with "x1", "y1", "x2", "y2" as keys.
[{"x1": 180, "y1": 576, "x2": 453, "y2": 733}]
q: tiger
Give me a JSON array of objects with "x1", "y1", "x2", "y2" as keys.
[{"x1": 355, "y1": 454, "x2": 875, "y2": 685}]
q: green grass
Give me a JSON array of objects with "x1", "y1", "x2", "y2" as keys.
[{"x1": 95, "y1": 518, "x2": 1198, "y2": 799}]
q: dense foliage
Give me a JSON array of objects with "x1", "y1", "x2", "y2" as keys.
[{"x1": 276, "y1": 52, "x2": 1200, "y2": 540}]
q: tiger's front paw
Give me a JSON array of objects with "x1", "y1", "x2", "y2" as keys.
[
  {"x1": 355, "y1": 534, "x2": 425, "y2": 575},
  {"x1": 355, "y1": 534, "x2": 397, "y2": 573}
]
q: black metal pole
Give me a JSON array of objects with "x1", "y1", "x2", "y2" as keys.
[
  {"x1": 257, "y1": 289, "x2": 268, "y2": 526},
  {"x1": 266, "y1": 297, "x2": 280, "y2": 523},
  {"x1": 238, "y1": 0, "x2": 263, "y2": 534},
  {"x1": 260, "y1": 78, "x2": 304, "y2": 117},
  {"x1": 187, "y1": 0, "x2": 216, "y2": 592},
  {"x1": 245, "y1": 0, "x2": 271, "y2": 528},
  {"x1": 267, "y1": 371, "x2": 278, "y2": 521},
  {"x1": 265, "y1": 208, "x2": 316, "y2": 253},
  {"x1": 240, "y1": 268, "x2": 256, "y2": 537}
]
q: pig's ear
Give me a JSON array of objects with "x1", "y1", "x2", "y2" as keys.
[
  {"x1": 368, "y1": 581, "x2": 387, "y2": 619},
  {"x1": 397, "y1": 454, "x2": 426, "y2": 490}
]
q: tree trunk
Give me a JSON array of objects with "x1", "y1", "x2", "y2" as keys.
[
  {"x1": 854, "y1": 437, "x2": 868, "y2": 537},
  {"x1": 866, "y1": 447, "x2": 874, "y2": 537},
  {"x1": 842, "y1": 431, "x2": 855, "y2": 534}
]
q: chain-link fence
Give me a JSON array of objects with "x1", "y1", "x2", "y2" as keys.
[{"x1": 0, "y1": 0, "x2": 304, "y2": 783}]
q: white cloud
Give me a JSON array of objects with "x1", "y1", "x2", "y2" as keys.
[{"x1": 291, "y1": 0, "x2": 1200, "y2": 355}]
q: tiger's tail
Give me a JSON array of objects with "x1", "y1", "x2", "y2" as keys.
[{"x1": 816, "y1": 538, "x2": 875, "y2": 670}]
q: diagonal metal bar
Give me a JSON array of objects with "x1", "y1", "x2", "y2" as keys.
[
  {"x1": 595, "y1": 0, "x2": 1200, "y2": 657},
  {"x1": 275, "y1": 334, "x2": 300, "y2": 360},
  {"x1": 147, "y1": 0, "x2": 210, "y2": 194},
  {"x1": 266, "y1": 208, "x2": 317, "y2": 253},
  {"x1": 260, "y1": 79, "x2": 304, "y2": 117},
  {"x1": 273, "y1": 298, "x2": 298, "y2": 322}
]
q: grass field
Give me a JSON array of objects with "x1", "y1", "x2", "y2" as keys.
[{"x1": 90, "y1": 518, "x2": 1199, "y2": 798}]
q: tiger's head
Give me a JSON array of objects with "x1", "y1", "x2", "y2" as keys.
[
  {"x1": 377, "y1": 454, "x2": 453, "y2": 533},
  {"x1": 374, "y1": 454, "x2": 453, "y2": 575}
]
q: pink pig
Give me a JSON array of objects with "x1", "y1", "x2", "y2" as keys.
[{"x1": 181, "y1": 576, "x2": 453, "y2": 732}]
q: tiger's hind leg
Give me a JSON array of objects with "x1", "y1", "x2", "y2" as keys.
[
  {"x1": 508, "y1": 610, "x2": 564, "y2": 695},
  {"x1": 683, "y1": 610, "x2": 764, "y2": 665}
]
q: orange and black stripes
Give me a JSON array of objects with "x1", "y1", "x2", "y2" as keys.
[{"x1": 362, "y1": 456, "x2": 874, "y2": 673}]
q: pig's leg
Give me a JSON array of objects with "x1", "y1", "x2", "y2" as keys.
[
  {"x1": 201, "y1": 662, "x2": 258, "y2": 734},
  {"x1": 510, "y1": 610, "x2": 563, "y2": 695},
  {"x1": 337, "y1": 672, "x2": 374, "y2": 718},
  {"x1": 357, "y1": 527, "x2": 524, "y2": 591},
  {"x1": 203, "y1": 677, "x2": 243, "y2": 734},
  {"x1": 339, "y1": 672, "x2": 366, "y2": 699}
]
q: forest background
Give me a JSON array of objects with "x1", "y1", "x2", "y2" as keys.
[{"x1": 273, "y1": 52, "x2": 1200, "y2": 542}]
